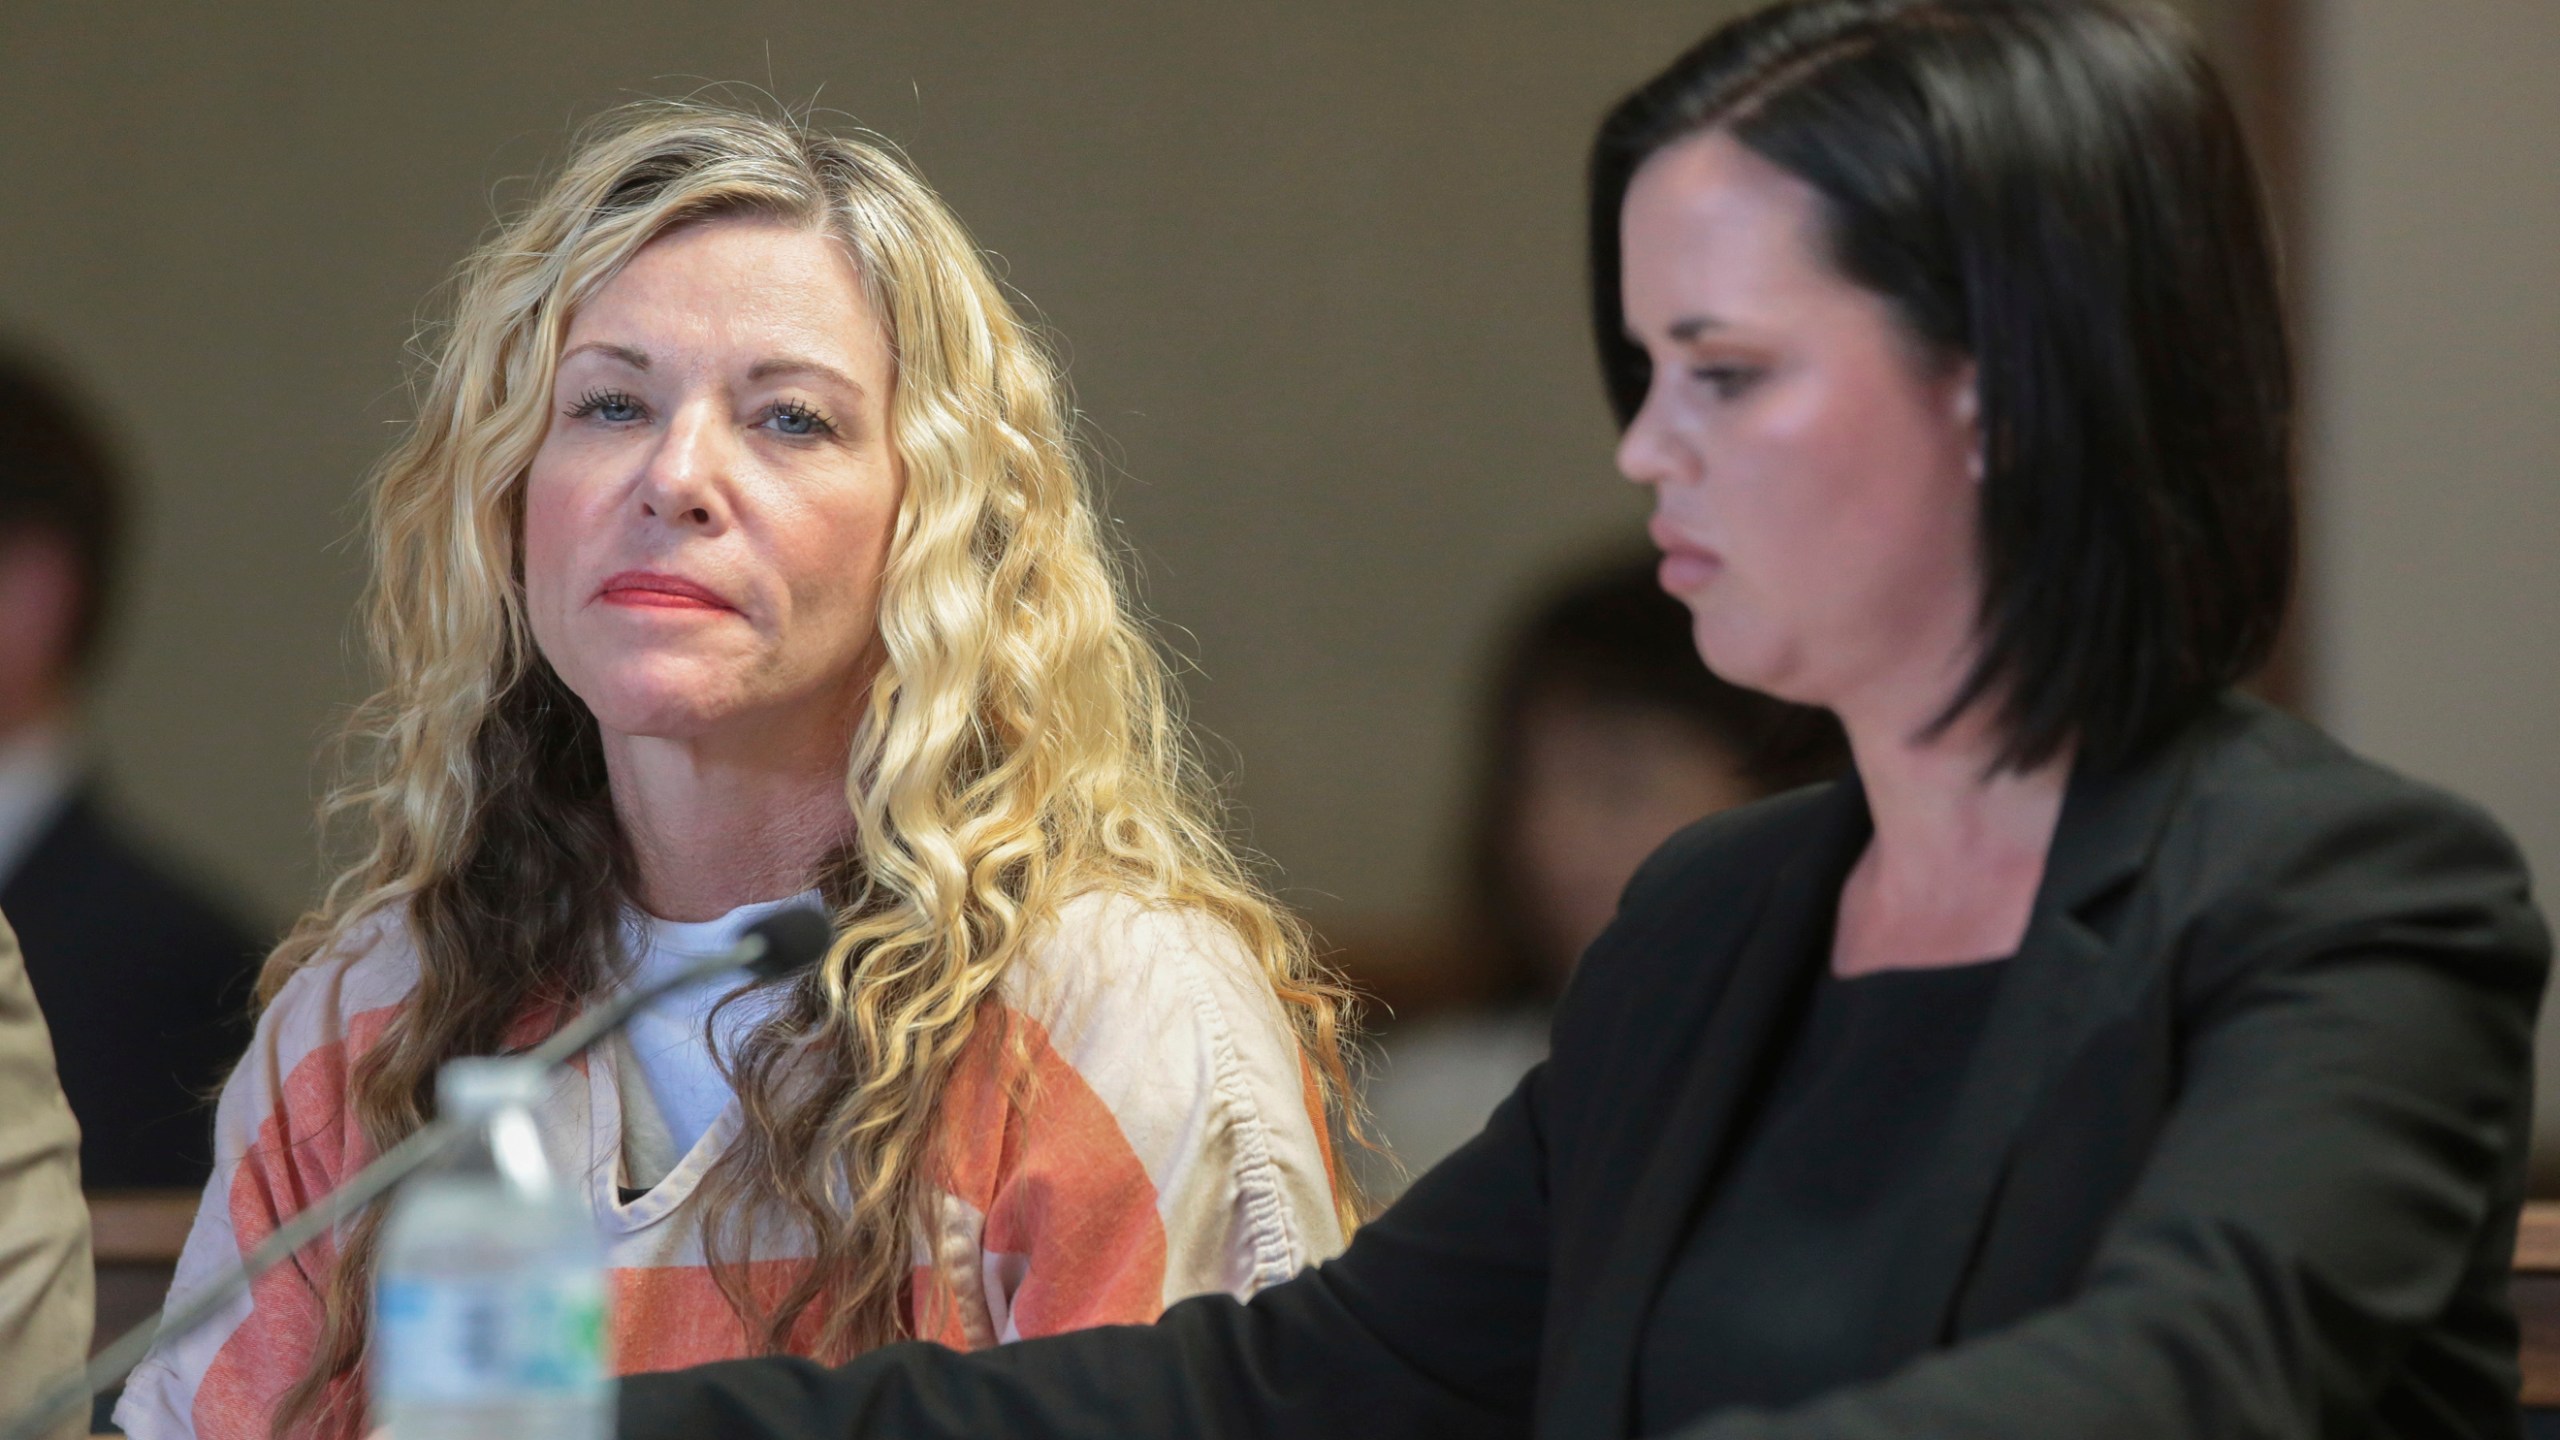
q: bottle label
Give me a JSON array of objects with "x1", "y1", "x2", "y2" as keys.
[{"x1": 375, "y1": 1266, "x2": 609, "y2": 1403}]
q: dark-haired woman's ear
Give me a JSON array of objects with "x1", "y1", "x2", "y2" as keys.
[{"x1": 1952, "y1": 362, "x2": 1984, "y2": 484}]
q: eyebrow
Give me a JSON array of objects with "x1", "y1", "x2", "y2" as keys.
[
  {"x1": 556, "y1": 344, "x2": 866, "y2": 400},
  {"x1": 1666, "y1": 315, "x2": 1731, "y2": 343},
  {"x1": 746, "y1": 355, "x2": 866, "y2": 398},
  {"x1": 560, "y1": 342, "x2": 651, "y2": 370}
]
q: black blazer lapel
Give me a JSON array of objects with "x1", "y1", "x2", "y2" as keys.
[
  {"x1": 1858, "y1": 735, "x2": 2204, "y2": 1368},
  {"x1": 1542, "y1": 786, "x2": 1867, "y2": 1440}
]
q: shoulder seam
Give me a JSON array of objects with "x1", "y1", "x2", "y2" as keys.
[{"x1": 1158, "y1": 927, "x2": 1304, "y2": 1289}]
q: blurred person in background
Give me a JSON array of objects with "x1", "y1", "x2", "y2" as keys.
[
  {"x1": 1359, "y1": 553, "x2": 1844, "y2": 1190},
  {"x1": 0, "y1": 905, "x2": 92, "y2": 1440},
  {"x1": 0, "y1": 354, "x2": 263, "y2": 1192},
  {"x1": 118, "y1": 103, "x2": 1358, "y2": 1440}
]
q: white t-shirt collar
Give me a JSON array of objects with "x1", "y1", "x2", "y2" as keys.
[
  {"x1": 0, "y1": 719, "x2": 78, "y2": 889},
  {"x1": 612, "y1": 888, "x2": 825, "y2": 1181}
]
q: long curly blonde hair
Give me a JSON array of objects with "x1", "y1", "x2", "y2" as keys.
[{"x1": 260, "y1": 100, "x2": 1361, "y2": 1437}]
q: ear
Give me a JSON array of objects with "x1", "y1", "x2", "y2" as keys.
[{"x1": 1949, "y1": 360, "x2": 1984, "y2": 483}]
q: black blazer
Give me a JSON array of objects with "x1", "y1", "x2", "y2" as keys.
[
  {"x1": 2, "y1": 787, "x2": 263, "y2": 1188},
  {"x1": 620, "y1": 696, "x2": 2549, "y2": 1439}
]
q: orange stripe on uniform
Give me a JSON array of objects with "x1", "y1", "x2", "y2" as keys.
[
  {"x1": 195, "y1": 1003, "x2": 401, "y2": 1440},
  {"x1": 934, "y1": 1003, "x2": 1168, "y2": 1340},
  {"x1": 611, "y1": 1260, "x2": 828, "y2": 1374}
]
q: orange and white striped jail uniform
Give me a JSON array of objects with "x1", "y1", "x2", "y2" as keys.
[{"x1": 116, "y1": 892, "x2": 1346, "y2": 1440}]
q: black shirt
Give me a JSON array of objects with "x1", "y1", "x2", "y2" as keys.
[
  {"x1": 2, "y1": 790, "x2": 264, "y2": 1187},
  {"x1": 1636, "y1": 957, "x2": 2009, "y2": 1431}
]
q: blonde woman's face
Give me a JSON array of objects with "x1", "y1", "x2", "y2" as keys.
[{"x1": 523, "y1": 218, "x2": 902, "y2": 755}]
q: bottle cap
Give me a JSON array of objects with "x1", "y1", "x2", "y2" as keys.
[{"x1": 435, "y1": 1057, "x2": 550, "y2": 1120}]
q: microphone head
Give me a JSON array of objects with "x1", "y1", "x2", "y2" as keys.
[{"x1": 741, "y1": 907, "x2": 834, "y2": 982}]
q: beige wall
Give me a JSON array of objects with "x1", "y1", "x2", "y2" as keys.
[
  {"x1": 1, "y1": 2, "x2": 1764, "y2": 934},
  {"x1": 2300, "y1": 0, "x2": 2560, "y2": 1168},
  {"x1": 18, "y1": 0, "x2": 2545, "y2": 1111}
]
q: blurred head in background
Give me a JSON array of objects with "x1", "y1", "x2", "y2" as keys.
[
  {"x1": 1469, "y1": 553, "x2": 1845, "y2": 999},
  {"x1": 1354, "y1": 553, "x2": 1847, "y2": 1193},
  {"x1": 0, "y1": 355, "x2": 124, "y2": 739}
]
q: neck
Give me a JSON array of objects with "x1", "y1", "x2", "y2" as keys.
[
  {"x1": 1829, "y1": 671, "x2": 2073, "y2": 976},
  {"x1": 1852, "y1": 714, "x2": 2068, "y2": 870},
  {"x1": 602, "y1": 723, "x2": 854, "y2": 923}
]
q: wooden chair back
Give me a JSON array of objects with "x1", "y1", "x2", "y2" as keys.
[
  {"x1": 2516, "y1": 1202, "x2": 2560, "y2": 1406},
  {"x1": 86, "y1": 1189, "x2": 197, "y2": 1358}
]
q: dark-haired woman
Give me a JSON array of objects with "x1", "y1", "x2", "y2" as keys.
[{"x1": 621, "y1": 3, "x2": 2549, "y2": 1436}]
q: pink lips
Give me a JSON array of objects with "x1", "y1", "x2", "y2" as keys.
[
  {"x1": 1657, "y1": 549, "x2": 1722, "y2": 594},
  {"x1": 596, "y1": 570, "x2": 738, "y2": 613},
  {"x1": 1647, "y1": 521, "x2": 1722, "y2": 595}
]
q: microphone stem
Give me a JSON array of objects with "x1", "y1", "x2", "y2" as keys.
[{"x1": 1, "y1": 938, "x2": 768, "y2": 1440}]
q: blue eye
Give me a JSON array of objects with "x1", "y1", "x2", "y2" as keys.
[
  {"x1": 764, "y1": 400, "x2": 835, "y2": 438},
  {"x1": 567, "y1": 389, "x2": 645, "y2": 423}
]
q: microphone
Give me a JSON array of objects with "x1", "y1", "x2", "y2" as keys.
[
  {"x1": 0, "y1": 906, "x2": 835, "y2": 1440},
  {"x1": 515, "y1": 905, "x2": 835, "y2": 1071}
]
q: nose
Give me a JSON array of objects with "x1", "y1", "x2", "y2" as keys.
[
  {"x1": 635, "y1": 400, "x2": 732, "y2": 532},
  {"x1": 1613, "y1": 383, "x2": 1682, "y2": 491}
]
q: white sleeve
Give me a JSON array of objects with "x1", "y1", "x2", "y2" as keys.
[{"x1": 1007, "y1": 895, "x2": 1346, "y2": 1310}]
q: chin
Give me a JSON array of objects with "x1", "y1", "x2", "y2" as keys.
[
  {"x1": 1689, "y1": 615, "x2": 1818, "y2": 707},
  {"x1": 582, "y1": 693, "x2": 736, "y2": 742},
  {"x1": 561, "y1": 660, "x2": 748, "y2": 742}
]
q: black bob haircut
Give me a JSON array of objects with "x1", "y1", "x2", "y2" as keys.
[{"x1": 1590, "y1": 0, "x2": 2294, "y2": 772}]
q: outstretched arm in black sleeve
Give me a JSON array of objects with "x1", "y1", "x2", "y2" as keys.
[{"x1": 619, "y1": 1056, "x2": 1555, "y2": 1440}]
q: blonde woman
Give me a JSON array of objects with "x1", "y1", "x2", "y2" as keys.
[{"x1": 116, "y1": 103, "x2": 1358, "y2": 1440}]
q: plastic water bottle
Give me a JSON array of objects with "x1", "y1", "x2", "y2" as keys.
[{"x1": 372, "y1": 1057, "x2": 612, "y2": 1440}]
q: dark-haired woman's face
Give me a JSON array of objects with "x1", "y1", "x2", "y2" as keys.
[{"x1": 1616, "y1": 131, "x2": 1983, "y2": 722}]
